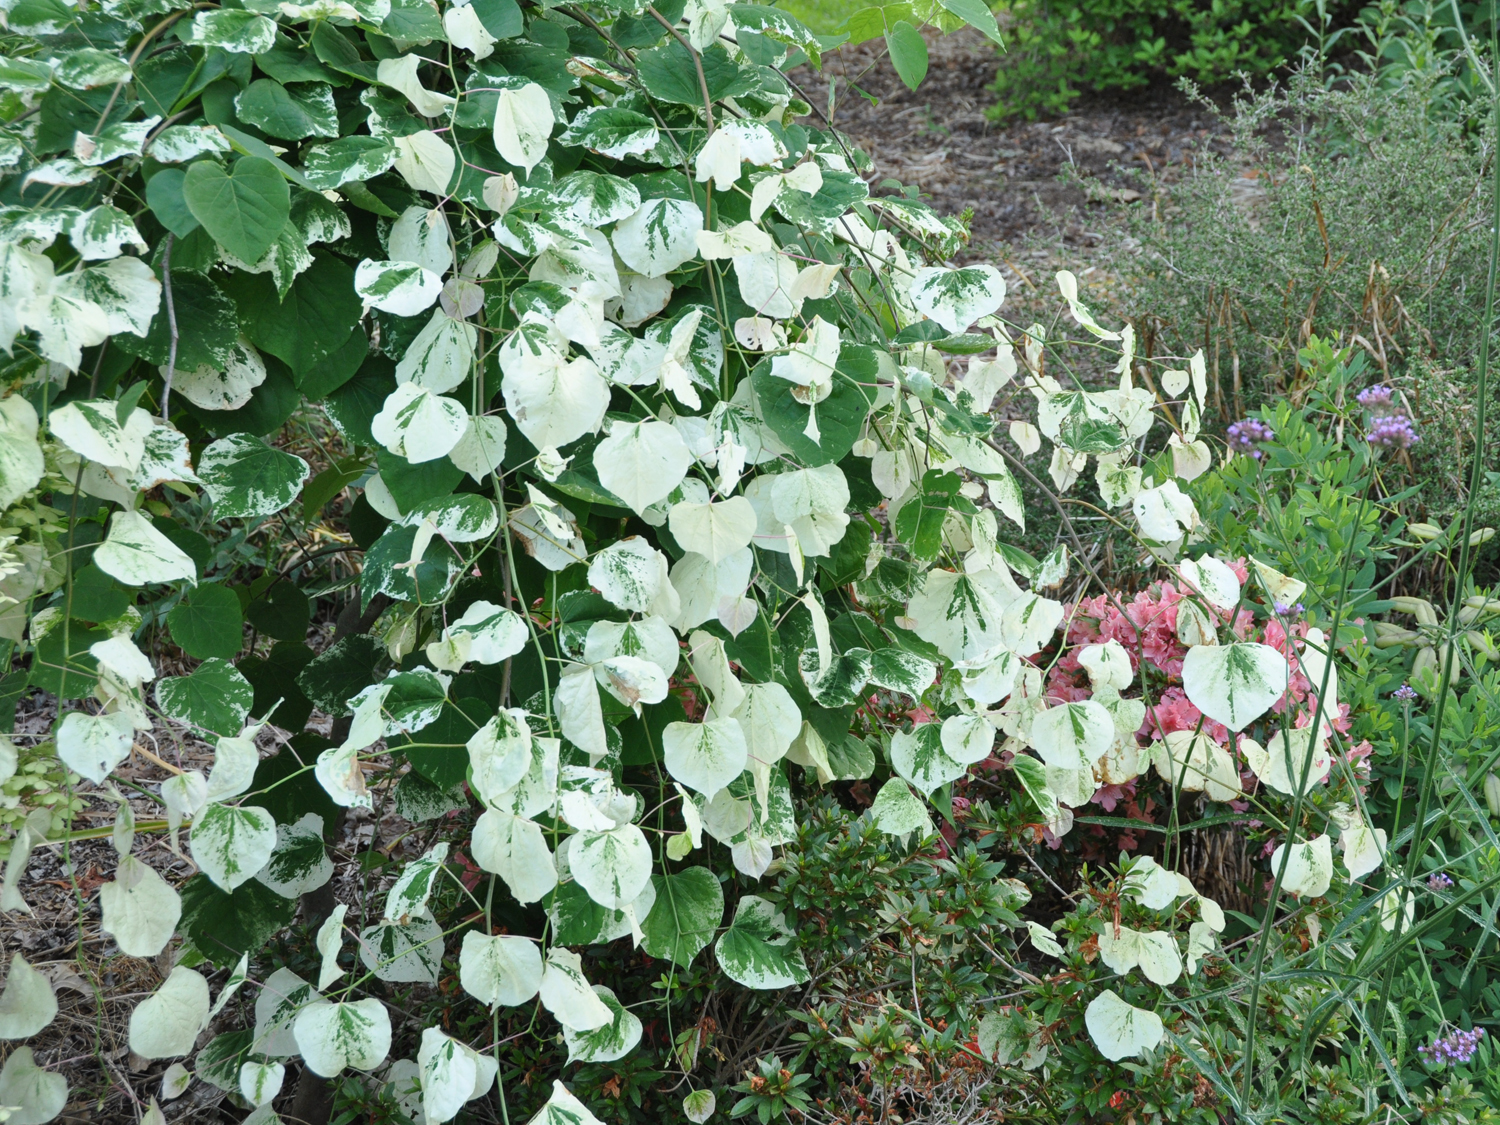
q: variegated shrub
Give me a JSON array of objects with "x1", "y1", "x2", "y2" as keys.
[{"x1": 0, "y1": 0, "x2": 1404, "y2": 1120}]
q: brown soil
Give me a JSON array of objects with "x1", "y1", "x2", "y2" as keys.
[{"x1": 789, "y1": 28, "x2": 1235, "y2": 265}]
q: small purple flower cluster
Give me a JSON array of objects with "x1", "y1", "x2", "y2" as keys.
[
  {"x1": 1356, "y1": 386, "x2": 1395, "y2": 409},
  {"x1": 1368, "y1": 414, "x2": 1421, "y2": 451},
  {"x1": 1273, "y1": 601, "x2": 1306, "y2": 617},
  {"x1": 1358, "y1": 385, "x2": 1420, "y2": 451},
  {"x1": 1418, "y1": 1026, "x2": 1486, "y2": 1066},
  {"x1": 1393, "y1": 683, "x2": 1419, "y2": 702},
  {"x1": 1427, "y1": 872, "x2": 1454, "y2": 891},
  {"x1": 1228, "y1": 418, "x2": 1275, "y2": 458}
]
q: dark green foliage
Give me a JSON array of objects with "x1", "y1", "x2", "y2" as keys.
[{"x1": 989, "y1": 0, "x2": 1362, "y2": 118}]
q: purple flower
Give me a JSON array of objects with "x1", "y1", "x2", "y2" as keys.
[
  {"x1": 1228, "y1": 418, "x2": 1275, "y2": 459},
  {"x1": 1367, "y1": 414, "x2": 1420, "y2": 451},
  {"x1": 1428, "y1": 872, "x2": 1454, "y2": 891},
  {"x1": 1393, "y1": 684, "x2": 1418, "y2": 702},
  {"x1": 1356, "y1": 386, "x2": 1396, "y2": 413},
  {"x1": 1273, "y1": 602, "x2": 1305, "y2": 618},
  {"x1": 1419, "y1": 1026, "x2": 1485, "y2": 1066}
]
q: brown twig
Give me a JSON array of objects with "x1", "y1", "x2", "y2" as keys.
[{"x1": 160, "y1": 233, "x2": 178, "y2": 420}]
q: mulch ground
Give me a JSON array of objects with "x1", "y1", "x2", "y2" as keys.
[{"x1": 789, "y1": 27, "x2": 1237, "y2": 280}]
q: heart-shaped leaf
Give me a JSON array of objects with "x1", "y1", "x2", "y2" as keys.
[{"x1": 182, "y1": 157, "x2": 290, "y2": 266}]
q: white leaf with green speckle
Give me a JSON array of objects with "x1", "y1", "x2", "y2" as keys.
[
  {"x1": 458, "y1": 931, "x2": 542, "y2": 1010},
  {"x1": 1181, "y1": 642, "x2": 1288, "y2": 732},
  {"x1": 190, "y1": 803, "x2": 276, "y2": 892},
  {"x1": 715, "y1": 895, "x2": 808, "y2": 990},
  {"x1": 129, "y1": 967, "x2": 209, "y2": 1059},
  {"x1": 868, "y1": 777, "x2": 932, "y2": 838},
  {"x1": 255, "y1": 813, "x2": 333, "y2": 898},
  {"x1": 1085, "y1": 989, "x2": 1163, "y2": 1061},
  {"x1": 492, "y1": 83, "x2": 552, "y2": 173},
  {"x1": 100, "y1": 855, "x2": 181, "y2": 957},
  {"x1": 395, "y1": 310, "x2": 476, "y2": 394},
  {"x1": 55, "y1": 710, "x2": 135, "y2": 784},
  {"x1": 890, "y1": 723, "x2": 968, "y2": 796},
  {"x1": 563, "y1": 986, "x2": 642, "y2": 1063},
  {"x1": 293, "y1": 999, "x2": 392, "y2": 1076},
  {"x1": 539, "y1": 949, "x2": 612, "y2": 1031},
  {"x1": 472, "y1": 809, "x2": 557, "y2": 905},
  {"x1": 0, "y1": 1046, "x2": 67, "y2": 1124},
  {"x1": 904, "y1": 567, "x2": 1020, "y2": 663},
  {"x1": 593, "y1": 419, "x2": 692, "y2": 515},
  {"x1": 612, "y1": 197, "x2": 703, "y2": 278},
  {"x1": 198, "y1": 433, "x2": 310, "y2": 519},
  {"x1": 360, "y1": 913, "x2": 443, "y2": 984},
  {"x1": 355, "y1": 259, "x2": 442, "y2": 317},
  {"x1": 0, "y1": 954, "x2": 57, "y2": 1039},
  {"x1": 94, "y1": 510, "x2": 198, "y2": 587},
  {"x1": 371, "y1": 384, "x2": 467, "y2": 463}
]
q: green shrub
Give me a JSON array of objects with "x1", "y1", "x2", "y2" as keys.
[
  {"x1": 988, "y1": 0, "x2": 1360, "y2": 118},
  {"x1": 1122, "y1": 66, "x2": 1500, "y2": 557}
]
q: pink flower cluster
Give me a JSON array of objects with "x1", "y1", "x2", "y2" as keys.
[{"x1": 1046, "y1": 560, "x2": 1350, "y2": 783}]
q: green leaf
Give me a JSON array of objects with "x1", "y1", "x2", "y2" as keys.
[
  {"x1": 167, "y1": 584, "x2": 245, "y2": 660},
  {"x1": 641, "y1": 868, "x2": 724, "y2": 968},
  {"x1": 251, "y1": 735, "x2": 341, "y2": 831},
  {"x1": 235, "y1": 79, "x2": 339, "y2": 141},
  {"x1": 68, "y1": 565, "x2": 130, "y2": 625},
  {"x1": 241, "y1": 644, "x2": 316, "y2": 735},
  {"x1": 255, "y1": 35, "x2": 340, "y2": 85},
  {"x1": 155, "y1": 657, "x2": 254, "y2": 737},
  {"x1": 295, "y1": 327, "x2": 368, "y2": 402},
  {"x1": 198, "y1": 434, "x2": 310, "y2": 520},
  {"x1": 297, "y1": 635, "x2": 385, "y2": 715},
  {"x1": 714, "y1": 895, "x2": 808, "y2": 989},
  {"x1": 310, "y1": 22, "x2": 378, "y2": 83},
  {"x1": 892, "y1": 470, "x2": 963, "y2": 560},
  {"x1": 182, "y1": 156, "x2": 291, "y2": 266},
  {"x1": 937, "y1": 0, "x2": 1004, "y2": 45},
  {"x1": 885, "y1": 21, "x2": 928, "y2": 91},
  {"x1": 114, "y1": 270, "x2": 239, "y2": 372},
  {"x1": 31, "y1": 620, "x2": 105, "y2": 699},
  {"x1": 750, "y1": 348, "x2": 877, "y2": 467},
  {"x1": 471, "y1": 0, "x2": 523, "y2": 38},
  {"x1": 361, "y1": 523, "x2": 464, "y2": 608},
  {"x1": 146, "y1": 169, "x2": 200, "y2": 238},
  {"x1": 245, "y1": 582, "x2": 310, "y2": 642},
  {"x1": 179, "y1": 873, "x2": 296, "y2": 965},
  {"x1": 393, "y1": 698, "x2": 491, "y2": 791},
  {"x1": 635, "y1": 42, "x2": 756, "y2": 106},
  {"x1": 226, "y1": 253, "x2": 362, "y2": 379}
]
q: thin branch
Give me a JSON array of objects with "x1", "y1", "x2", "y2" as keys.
[
  {"x1": 160, "y1": 233, "x2": 178, "y2": 420},
  {"x1": 647, "y1": 6, "x2": 716, "y2": 136}
]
